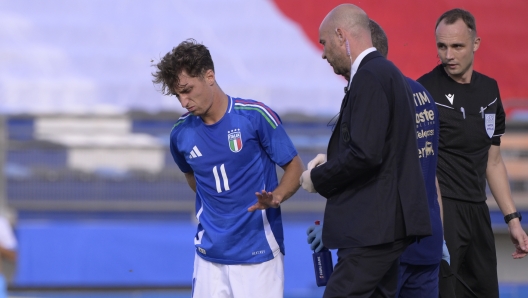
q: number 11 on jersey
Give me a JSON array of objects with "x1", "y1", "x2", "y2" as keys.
[{"x1": 213, "y1": 164, "x2": 230, "y2": 193}]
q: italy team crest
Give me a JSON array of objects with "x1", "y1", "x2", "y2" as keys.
[{"x1": 228, "y1": 129, "x2": 243, "y2": 153}]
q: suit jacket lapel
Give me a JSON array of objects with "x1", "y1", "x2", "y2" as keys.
[
  {"x1": 329, "y1": 51, "x2": 382, "y2": 155},
  {"x1": 342, "y1": 51, "x2": 382, "y2": 112}
]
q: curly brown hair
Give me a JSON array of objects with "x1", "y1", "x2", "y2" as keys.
[{"x1": 152, "y1": 39, "x2": 215, "y2": 96}]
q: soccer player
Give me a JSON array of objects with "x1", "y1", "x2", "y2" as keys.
[
  {"x1": 152, "y1": 39, "x2": 304, "y2": 298},
  {"x1": 0, "y1": 214, "x2": 17, "y2": 298},
  {"x1": 299, "y1": 4, "x2": 431, "y2": 297},
  {"x1": 418, "y1": 9, "x2": 528, "y2": 297},
  {"x1": 307, "y1": 19, "x2": 447, "y2": 298}
]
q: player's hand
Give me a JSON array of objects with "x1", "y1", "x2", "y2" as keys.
[
  {"x1": 442, "y1": 240, "x2": 450, "y2": 265},
  {"x1": 307, "y1": 224, "x2": 324, "y2": 252},
  {"x1": 248, "y1": 190, "x2": 281, "y2": 212},
  {"x1": 508, "y1": 220, "x2": 528, "y2": 259},
  {"x1": 299, "y1": 170, "x2": 316, "y2": 193},
  {"x1": 307, "y1": 154, "x2": 327, "y2": 170}
]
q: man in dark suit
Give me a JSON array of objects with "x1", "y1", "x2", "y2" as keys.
[{"x1": 299, "y1": 4, "x2": 432, "y2": 297}]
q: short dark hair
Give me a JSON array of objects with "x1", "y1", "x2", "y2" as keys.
[
  {"x1": 368, "y1": 19, "x2": 388, "y2": 58},
  {"x1": 152, "y1": 39, "x2": 215, "y2": 96},
  {"x1": 435, "y1": 8, "x2": 477, "y2": 37}
]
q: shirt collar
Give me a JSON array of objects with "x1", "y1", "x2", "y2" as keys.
[
  {"x1": 347, "y1": 47, "x2": 376, "y2": 91},
  {"x1": 226, "y1": 95, "x2": 233, "y2": 113}
]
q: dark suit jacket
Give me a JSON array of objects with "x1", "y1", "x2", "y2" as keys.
[{"x1": 311, "y1": 51, "x2": 431, "y2": 249}]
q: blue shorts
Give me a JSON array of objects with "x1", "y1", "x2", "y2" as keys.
[{"x1": 397, "y1": 262, "x2": 440, "y2": 298}]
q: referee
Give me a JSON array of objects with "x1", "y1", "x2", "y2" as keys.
[{"x1": 418, "y1": 8, "x2": 528, "y2": 298}]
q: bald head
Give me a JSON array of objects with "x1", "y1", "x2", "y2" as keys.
[
  {"x1": 321, "y1": 4, "x2": 371, "y2": 39},
  {"x1": 319, "y1": 4, "x2": 373, "y2": 80}
]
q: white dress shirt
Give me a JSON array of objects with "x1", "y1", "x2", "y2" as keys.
[{"x1": 347, "y1": 47, "x2": 377, "y2": 91}]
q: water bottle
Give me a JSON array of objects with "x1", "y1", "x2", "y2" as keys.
[{"x1": 312, "y1": 220, "x2": 334, "y2": 287}]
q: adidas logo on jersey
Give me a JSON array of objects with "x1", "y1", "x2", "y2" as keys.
[
  {"x1": 445, "y1": 94, "x2": 454, "y2": 105},
  {"x1": 189, "y1": 146, "x2": 202, "y2": 159}
]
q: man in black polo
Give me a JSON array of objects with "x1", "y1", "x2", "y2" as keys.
[{"x1": 418, "y1": 8, "x2": 528, "y2": 298}]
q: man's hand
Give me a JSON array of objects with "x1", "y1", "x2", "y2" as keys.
[
  {"x1": 300, "y1": 170, "x2": 316, "y2": 193},
  {"x1": 509, "y1": 220, "x2": 528, "y2": 259},
  {"x1": 442, "y1": 240, "x2": 450, "y2": 265},
  {"x1": 307, "y1": 154, "x2": 327, "y2": 170},
  {"x1": 307, "y1": 224, "x2": 324, "y2": 252},
  {"x1": 248, "y1": 190, "x2": 281, "y2": 212}
]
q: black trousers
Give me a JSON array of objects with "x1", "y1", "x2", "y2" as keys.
[
  {"x1": 324, "y1": 238, "x2": 413, "y2": 298},
  {"x1": 443, "y1": 198, "x2": 499, "y2": 298}
]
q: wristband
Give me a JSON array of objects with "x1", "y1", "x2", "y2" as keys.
[{"x1": 504, "y1": 212, "x2": 522, "y2": 224}]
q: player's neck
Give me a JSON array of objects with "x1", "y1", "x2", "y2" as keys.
[
  {"x1": 201, "y1": 87, "x2": 228, "y2": 125},
  {"x1": 446, "y1": 66, "x2": 473, "y2": 85}
]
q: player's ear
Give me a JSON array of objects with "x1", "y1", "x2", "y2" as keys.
[
  {"x1": 204, "y1": 69, "x2": 215, "y2": 86},
  {"x1": 472, "y1": 36, "x2": 481, "y2": 52}
]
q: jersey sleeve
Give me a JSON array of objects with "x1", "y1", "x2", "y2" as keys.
[
  {"x1": 492, "y1": 83, "x2": 506, "y2": 146},
  {"x1": 169, "y1": 129, "x2": 192, "y2": 173},
  {"x1": 251, "y1": 103, "x2": 297, "y2": 167}
]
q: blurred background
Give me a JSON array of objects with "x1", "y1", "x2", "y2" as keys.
[{"x1": 1, "y1": 0, "x2": 528, "y2": 297}]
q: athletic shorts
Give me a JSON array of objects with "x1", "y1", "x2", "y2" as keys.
[{"x1": 191, "y1": 252, "x2": 284, "y2": 298}]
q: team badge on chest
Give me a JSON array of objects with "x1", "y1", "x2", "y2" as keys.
[{"x1": 228, "y1": 129, "x2": 243, "y2": 152}]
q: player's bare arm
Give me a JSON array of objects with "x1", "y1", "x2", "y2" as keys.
[
  {"x1": 486, "y1": 145, "x2": 528, "y2": 258},
  {"x1": 0, "y1": 245, "x2": 17, "y2": 263},
  {"x1": 184, "y1": 171, "x2": 197, "y2": 193},
  {"x1": 248, "y1": 155, "x2": 304, "y2": 212}
]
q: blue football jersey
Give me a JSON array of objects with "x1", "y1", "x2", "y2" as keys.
[
  {"x1": 170, "y1": 95, "x2": 298, "y2": 265},
  {"x1": 400, "y1": 78, "x2": 443, "y2": 265}
]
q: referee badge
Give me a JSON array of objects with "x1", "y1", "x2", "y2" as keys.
[
  {"x1": 485, "y1": 114, "x2": 495, "y2": 138},
  {"x1": 228, "y1": 129, "x2": 243, "y2": 152}
]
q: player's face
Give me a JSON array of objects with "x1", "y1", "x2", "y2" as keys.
[
  {"x1": 436, "y1": 19, "x2": 480, "y2": 83},
  {"x1": 319, "y1": 23, "x2": 348, "y2": 78},
  {"x1": 174, "y1": 70, "x2": 215, "y2": 116}
]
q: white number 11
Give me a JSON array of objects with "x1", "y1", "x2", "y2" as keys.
[{"x1": 213, "y1": 164, "x2": 230, "y2": 193}]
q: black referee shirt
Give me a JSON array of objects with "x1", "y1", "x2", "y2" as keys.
[{"x1": 418, "y1": 65, "x2": 506, "y2": 203}]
